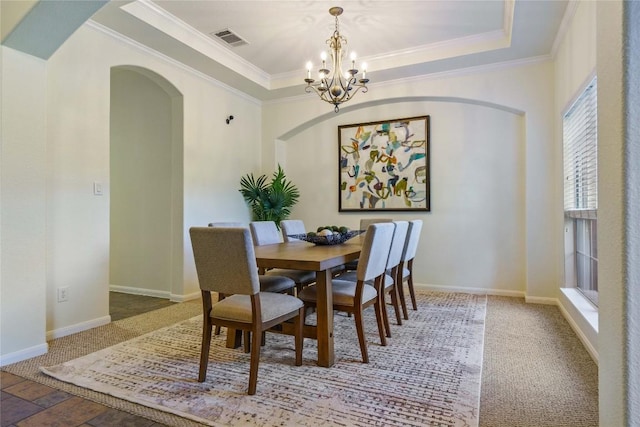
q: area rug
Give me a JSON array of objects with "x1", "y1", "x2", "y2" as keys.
[{"x1": 41, "y1": 292, "x2": 486, "y2": 427}]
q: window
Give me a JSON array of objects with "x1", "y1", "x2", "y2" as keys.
[{"x1": 563, "y1": 76, "x2": 598, "y2": 306}]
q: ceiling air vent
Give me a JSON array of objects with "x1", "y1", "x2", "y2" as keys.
[{"x1": 211, "y1": 29, "x2": 247, "y2": 47}]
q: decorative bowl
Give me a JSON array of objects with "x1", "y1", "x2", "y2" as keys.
[{"x1": 287, "y1": 230, "x2": 364, "y2": 246}]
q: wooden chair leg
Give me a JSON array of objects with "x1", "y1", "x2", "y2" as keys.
[
  {"x1": 353, "y1": 308, "x2": 369, "y2": 363},
  {"x1": 408, "y1": 275, "x2": 417, "y2": 310},
  {"x1": 380, "y1": 291, "x2": 392, "y2": 338},
  {"x1": 390, "y1": 285, "x2": 403, "y2": 326},
  {"x1": 294, "y1": 308, "x2": 304, "y2": 366},
  {"x1": 373, "y1": 299, "x2": 387, "y2": 347},
  {"x1": 247, "y1": 327, "x2": 262, "y2": 395},
  {"x1": 397, "y1": 270, "x2": 409, "y2": 320},
  {"x1": 198, "y1": 318, "x2": 213, "y2": 382}
]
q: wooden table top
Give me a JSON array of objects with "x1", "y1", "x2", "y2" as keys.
[{"x1": 254, "y1": 241, "x2": 361, "y2": 272}]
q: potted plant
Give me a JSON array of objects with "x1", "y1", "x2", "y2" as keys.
[{"x1": 239, "y1": 165, "x2": 300, "y2": 227}]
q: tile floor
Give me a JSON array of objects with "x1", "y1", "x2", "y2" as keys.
[
  {"x1": 1, "y1": 293, "x2": 175, "y2": 427},
  {"x1": 108, "y1": 292, "x2": 176, "y2": 321}
]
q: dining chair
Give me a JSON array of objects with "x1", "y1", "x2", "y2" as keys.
[
  {"x1": 298, "y1": 222, "x2": 394, "y2": 363},
  {"x1": 381, "y1": 221, "x2": 409, "y2": 331},
  {"x1": 337, "y1": 221, "x2": 408, "y2": 336},
  {"x1": 209, "y1": 222, "x2": 295, "y2": 291},
  {"x1": 250, "y1": 221, "x2": 316, "y2": 293},
  {"x1": 344, "y1": 218, "x2": 393, "y2": 271},
  {"x1": 398, "y1": 219, "x2": 423, "y2": 316},
  {"x1": 189, "y1": 226, "x2": 304, "y2": 395},
  {"x1": 280, "y1": 219, "x2": 306, "y2": 242},
  {"x1": 208, "y1": 222, "x2": 296, "y2": 336}
]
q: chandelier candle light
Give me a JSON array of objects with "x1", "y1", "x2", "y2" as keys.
[{"x1": 304, "y1": 7, "x2": 369, "y2": 113}]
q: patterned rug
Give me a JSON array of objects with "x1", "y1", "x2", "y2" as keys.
[{"x1": 41, "y1": 292, "x2": 486, "y2": 427}]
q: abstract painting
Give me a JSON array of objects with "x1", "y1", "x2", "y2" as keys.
[{"x1": 339, "y1": 115, "x2": 430, "y2": 211}]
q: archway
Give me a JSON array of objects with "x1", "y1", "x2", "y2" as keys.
[{"x1": 109, "y1": 66, "x2": 184, "y2": 304}]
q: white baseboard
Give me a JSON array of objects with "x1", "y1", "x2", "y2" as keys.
[
  {"x1": 46, "y1": 315, "x2": 111, "y2": 341},
  {"x1": 0, "y1": 343, "x2": 49, "y2": 367},
  {"x1": 524, "y1": 295, "x2": 559, "y2": 305},
  {"x1": 109, "y1": 285, "x2": 171, "y2": 299},
  {"x1": 416, "y1": 283, "x2": 561, "y2": 306},
  {"x1": 415, "y1": 282, "x2": 526, "y2": 298},
  {"x1": 109, "y1": 285, "x2": 200, "y2": 303},
  {"x1": 3, "y1": 289, "x2": 198, "y2": 366},
  {"x1": 170, "y1": 291, "x2": 201, "y2": 302}
]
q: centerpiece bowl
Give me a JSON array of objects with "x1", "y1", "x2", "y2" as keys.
[{"x1": 287, "y1": 230, "x2": 364, "y2": 246}]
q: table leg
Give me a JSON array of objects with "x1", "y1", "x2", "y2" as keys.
[
  {"x1": 226, "y1": 328, "x2": 242, "y2": 349},
  {"x1": 315, "y1": 269, "x2": 335, "y2": 367}
]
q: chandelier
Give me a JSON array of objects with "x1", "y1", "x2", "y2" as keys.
[{"x1": 304, "y1": 7, "x2": 369, "y2": 113}]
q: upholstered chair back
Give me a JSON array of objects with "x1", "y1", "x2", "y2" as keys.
[
  {"x1": 190, "y1": 227, "x2": 260, "y2": 296},
  {"x1": 280, "y1": 220, "x2": 306, "y2": 242},
  {"x1": 387, "y1": 221, "x2": 409, "y2": 269},
  {"x1": 402, "y1": 220, "x2": 423, "y2": 262},
  {"x1": 249, "y1": 221, "x2": 282, "y2": 246},
  {"x1": 356, "y1": 223, "x2": 395, "y2": 282},
  {"x1": 360, "y1": 217, "x2": 392, "y2": 232}
]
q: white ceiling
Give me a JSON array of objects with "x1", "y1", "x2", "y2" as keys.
[{"x1": 90, "y1": 0, "x2": 569, "y2": 101}]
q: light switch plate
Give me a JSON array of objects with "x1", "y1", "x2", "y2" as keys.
[{"x1": 93, "y1": 181, "x2": 103, "y2": 196}]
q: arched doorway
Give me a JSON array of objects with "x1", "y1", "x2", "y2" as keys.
[{"x1": 109, "y1": 66, "x2": 184, "y2": 308}]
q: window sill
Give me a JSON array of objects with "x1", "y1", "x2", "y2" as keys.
[{"x1": 561, "y1": 288, "x2": 598, "y2": 331}]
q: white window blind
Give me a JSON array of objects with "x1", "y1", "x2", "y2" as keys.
[{"x1": 563, "y1": 77, "x2": 598, "y2": 216}]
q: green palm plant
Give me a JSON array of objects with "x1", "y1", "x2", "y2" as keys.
[{"x1": 239, "y1": 165, "x2": 300, "y2": 227}]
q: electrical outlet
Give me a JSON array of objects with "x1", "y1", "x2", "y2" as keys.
[{"x1": 57, "y1": 287, "x2": 69, "y2": 302}]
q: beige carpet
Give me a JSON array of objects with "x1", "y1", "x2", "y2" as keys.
[
  {"x1": 480, "y1": 297, "x2": 599, "y2": 427},
  {"x1": 35, "y1": 292, "x2": 485, "y2": 427}
]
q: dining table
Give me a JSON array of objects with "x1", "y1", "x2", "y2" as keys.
[{"x1": 226, "y1": 239, "x2": 362, "y2": 368}]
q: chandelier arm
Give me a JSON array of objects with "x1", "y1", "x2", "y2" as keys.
[{"x1": 337, "y1": 84, "x2": 367, "y2": 104}]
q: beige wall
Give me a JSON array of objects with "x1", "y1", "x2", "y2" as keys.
[
  {"x1": 554, "y1": 0, "x2": 599, "y2": 359},
  {"x1": 2, "y1": 7, "x2": 636, "y2": 425},
  {"x1": 263, "y1": 60, "x2": 557, "y2": 301},
  {"x1": 110, "y1": 68, "x2": 178, "y2": 297},
  {"x1": 0, "y1": 22, "x2": 262, "y2": 365},
  {"x1": 554, "y1": 1, "x2": 637, "y2": 423},
  {"x1": 0, "y1": 46, "x2": 48, "y2": 361},
  {"x1": 283, "y1": 101, "x2": 525, "y2": 293}
]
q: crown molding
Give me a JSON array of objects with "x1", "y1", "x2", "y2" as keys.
[
  {"x1": 121, "y1": 0, "x2": 271, "y2": 89},
  {"x1": 85, "y1": 19, "x2": 262, "y2": 106},
  {"x1": 550, "y1": 0, "x2": 580, "y2": 58}
]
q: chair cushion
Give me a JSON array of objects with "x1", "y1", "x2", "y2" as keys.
[
  {"x1": 298, "y1": 280, "x2": 378, "y2": 307},
  {"x1": 401, "y1": 267, "x2": 410, "y2": 280},
  {"x1": 211, "y1": 292, "x2": 303, "y2": 323},
  {"x1": 259, "y1": 275, "x2": 296, "y2": 293},
  {"x1": 266, "y1": 268, "x2": 316, "y2": 285}
]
